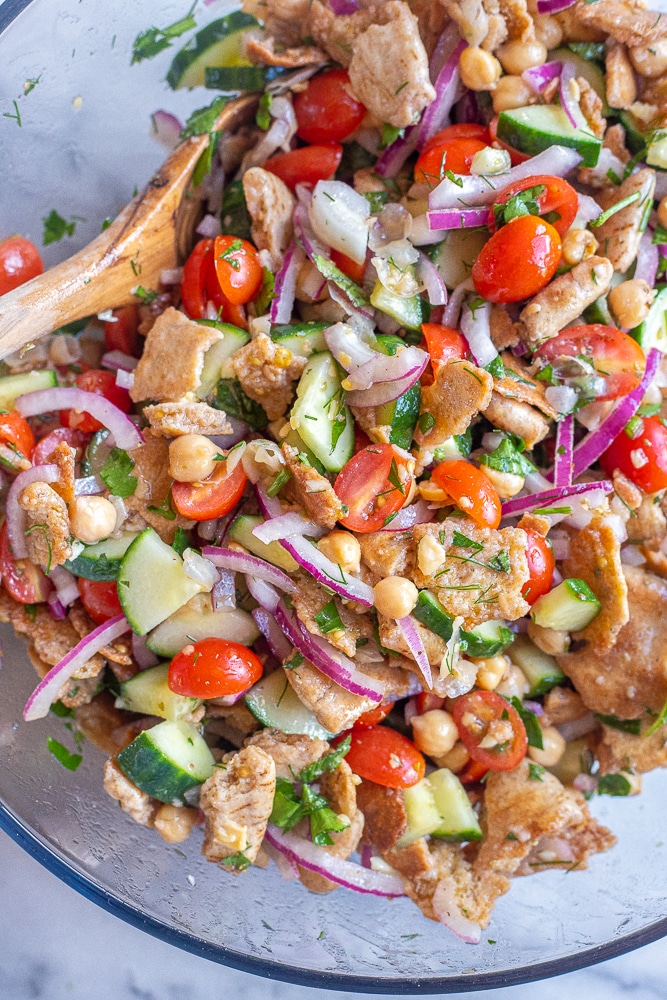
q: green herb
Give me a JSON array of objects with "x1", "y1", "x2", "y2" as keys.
[
  {"x1": 644, "y1": 694, "x2": 667, "y2": 737},
  {"x1": 324, "y1": 386, "x2": 349, "y2": 454},
  {"x1": 467, "y1": 295, "x2": 486, "y2": 320},
  {"x1": 443, "y1": 169, "x2": 464, "y2": 187},
  {"x1": 314, "y1": 599, "x2": 345, "y2": 635},
  {"x1": 453, "y1": 428, "x2": 473, "y2": 457},
  {"x1": 480, "y1": 436, "x2": 535, "y2": 477},
  {"x1": 387, "y1": 457, "x2": 406, "y2": 496},
  {"x1": 47, "y1": 736, "x2": 82, "y2": 772},
  {"x1": 283, "y1": 651, "x2": 304, "y2": 671},
  {"x1": 191, "y1": 130, "x2": 220, "y2": 188},
  {"x1": 652, "y1": 223, "x2": 667, "y2": 245},
  {"x1": 214, "y1": 378, "x2": 268, "y2": 430},
  {"x1": 3, "y1": 100, "x2": 21, "y2": 126},
  {"x1": 505, "y1": 832, "x2": 518, "y2": 841},
  {"x1": 638, "y1": 402, "x2": 662, "y2": 418},
  {"x1": 132, "y1": 285, "x2": 158, "y2": 303},
  {"x1": 451, "y1": 530, "x2": 484, "y2": 553},
  {"x1": 266, "y1": 467, "x2": 292, "y2": 498},
  {"x1": 42, "y1": 209, "x2": 83, "y2": 246},
  {"x1": 485, "y1": 356, "x2": 505, "y2": 379},
  {"x1": 380, "y1": 123, "x2": 404, "y2": 148},
  {"x1": 147, "y1": 488, "x2": 176, "y2": 521},
  {"x1": 493, "y1": 184, "x2": 546, "y2": 228},
  {"x1": 270, "y1": 738, "x2": 352, "y2": 846},
  {"x1": 254, "y1": 267, "x2": 275, "y2": 315},
  {"x1": 533, "y1": 505, "x2": 572, "y2": 516},
  {"x1": 593, "y1": 713, "x2": 641, "y2": 735},
  {"x1": 221, "y1": 850, "x2": 252, "y2": 871},
  {"x1": 171, "y1": 526, "x2": 190, "y2": 558},
  {"x1": 50, "y1": 700, "x2": 75, "y2": 718},
  {"x1": 528, "y1": 762, "x2": 545, "y2": 781},
  {"x1": 567, "y1": 41, "x2": 605, "y2": 61},
  {"x1": 590, "y1": 191, "x2": 641, "y2": 228},
  {"x1": 23, "y1": 75, "x2": 42, "y2": 95},
  {"x1": 509, "y1": 697, "x2": 543, "y2": 749},
  {"x1": 625, "y1": 415, "x2": 644, "y2": 439},
  {"x1": 299, "y1": 736, "x2": 351, "y2": 784},
  {"x1": 311, "y1": 254, "x2": 369, "y2": 308},
  {"x1": 487, "y1": 550, "x2": 510, "y2": 573},
  {"x1": 364, "y1": 190, "x2": 390, "y2": 214},
  {"x1": 131, "y1": 3, "x2": 197, "y2": 63},
  {"x1": 256, "y1": 92, "x2": 272, "y2": 131},
  {"x1": 597, "y1": 773, "x2": 631, "y2": 796},
  {"x1": 180, "y1": 95, "x2": 229, "y2": 140},
  {"x1": 220, "y1": 180, "x2": 252, "y2": 241},
  {"x1": 418, "y1": 412, "x2": 436, "y2": 433},
  {"x1": 218, "y1": 238, "x2": 243, "y2": 269},
  {"x1": 100, "y1": 447, "x2": 138, "y2": 499}
]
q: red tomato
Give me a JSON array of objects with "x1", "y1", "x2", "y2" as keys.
[
  {"x1": 78, "y1": 578, "x2": 124, "y2": 625},
  {"x1": 341, "y1": 725, "x2": 425, "y2": 788},
  {"x1": 171, "y1": 456, "x2": 247, "y2": 521},
  {"x1": 600, "y1": 414, "x2": 667, "y2": 493},
  {"x1": 522, "y1": 529, "x2": 555, "y2": 605},
  {"x1": 535, "y1": 324, "x2": 646, "y2": 402},
  {"x1": 213, "y1": 235, "x2": 263, "y2": 306},
  {"x1": 421, "y1": 323, "x2": 467, "y2": 373},
  {"x1": 422, "y1": 124, "x2": 491, "y2": 153},
  {"x1": 330, "y1": 247, "x2": 366, "y2": 284},
  {"x1": 0, "y1": 235, "x2": 44, "y2": 295},
  {"x1": 489, "y1": 174, "x2": 578, "y2": 238},
  {"x1": 203, "y1": 254, "x2": 247, "y2": 328},
  {"x1": 294, "y1": 69, "x2": 366, "y2": 144},
  {"x1": 335, "y1": 443, "x2": 414, "y2": 533},
  {"x1": 414, "y1": 137, "x2": 489, "y2": 186},
  {"x1": 60, "y1": 369, "x2": 132, "y2": 433},
  {"x1": 431, "y1": 459, "x2": 502, "y2": 529},
  {"x1": 453, "y1": 690, "x2": 528, "y2": 771},
  {"x1": 264, "y1": 143, "x2": 343, "y2": 192},
  {"x1": 488, "y1": 115, "x2": 530, "y2": 165},
  {"x1": 471, "y1": 215, "x2": 561, "y2": 304},
  {"x1": 355, "y1": 702, "x2": 394, "y2": 726},
  {"x1": 181, "y1": 238, "x2": 245, "y2": 325},
  {"x1": 457, "y1": 758, "x2": 489, "y2": 784},
  {"x1": 416, "y1": 692, "x2": 445, "y2": 714},
  {"x1": 104, "y1": 304, "x2": 140, "y2": 356},
  {"x1": 0, "y1": 410, "x2": 35, "y2": 459},
  {"x1": 169, "y1": 637, "x2": 263, "y2": 698},
  {"x1": 32, "y1": 427, "x2": 91, "y2": 466},
  {"x1": 0, "y1": 523, "x2": 52, "y2": 604}
]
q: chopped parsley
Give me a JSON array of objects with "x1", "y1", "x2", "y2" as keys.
[
  {"x1": 99, "y1": 447, "x2": 138, "y2": 499},
  {"x1": 364, "y1": 190, "x2": 390, "y2": 214},
  {"x1": 485, "y1": 356, "x2": 505, "y2": 379},
  {"x1": 528, "y1": 762, "x2": 545, "y2": 781},
  {"x1": 451, "y1": 530, "x2": 484, "y2": 553},
  {"x1": 313, "y1": 599, "x2": 345, "y2": 635},
  {"x1": 597, "y1": 774, "x2": 632, "y2": 796},
  {"x1": 147, "y1": 488, "x2": 176, "y2": 521},
  {"x1": 270, "y1": 737, "x2": 352, "y2": 846},
  {"x1": 380, "y1": 123, "x2": 404, "y2": 148},
  {"x1": 131, "y1": 4, "x2": 197, "y2": 64},
  {"x1": 283, "y1": 651, "x2": 304, "y2": 671},
  {"x1": 42, "y1": 209, "x2": 83, "y2": 246},
  {"x1": 266, "y1": 467, "x2": 292, "y2": 498},
  {"x1": 180, "y1": 96, "x2": 230, "y2": 140},
  {"x1": 171, "y1": 526, "x2": 190, "y2": 558},
  {"x1": 487, "y1": 550, "x2": 510, "y2": 574},
  {"x1": 509, "y1": 697, "x2": 543, "y2": 750},
  {"x1": 593, "y1": 713, "x2": 641, "y2": 735},
  {"x1": 387, "y1": 457, "x2": 406, "y2": 496},
  {"x1": 214, "y1": 378, "x2": 268, "y2": 430},
  {"x1": 480, "y1": 434, "x2": 535, "y2": 477},
  {"x1": 590, "y1": 191, "x2": 641, "y2": 228},
  {"x1": 492, "y1": 184, "x2": 546, "y2": 229},
  {"x1": 221, "y1": 850, "x2": 252, "y2": 871},
  {"x1": 47, "y1": 735, "x2": 83, "y2": 772}
]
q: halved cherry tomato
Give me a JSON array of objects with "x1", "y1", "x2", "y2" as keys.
[
  {"x1": 32, "y1": 427, "x2": 91, "y2": 466},
  {"x1": 471, "y1": 214, "x2": 561, "y2": 304},
  {"x1": 213, "y1": 235, "x2": 263, "y2": 306},
  {"x1": 59, "y1": 369, "x2": 132, "y2": 433},
  {"x1": 355, "y1": 702, "x2": 394, "y2": 726},
  {"x1": 330, "y1": 247, "x2": 366, "y2": 284},
  {"x1": 431, "y1": 459, "x2": 502, "y2": 529},
  {"x1": 168, "y1": 637, "x2": 263, "y2": 698},
  {"x1": 421, "y1": 323, "x2": 467, "y2": 374},
  {"x1": 422, "y1": 123, "x2": 491, "y2": 154},
  {"x1": 600, "y1": 414, "x2": 667, "y2": 493},
  {"x1": 104, "y1": 304, "x2": 140, "y2": 356},
  {"x1": 0, "y1": 523, "x2": 52, "y2": 604},
  {"x1": 0, "y1": 235, "x2": 44, "y2": 295},
  {"x1": 522, "y1": 529, "x2": 555, "y2": 605},
  {"x1": 203, "y1": 255, "x2": 247, "y2": 328},
  {"x1": 78, "y1": 578, "x2": 124, "y2": 625},
  {"x1": 488, "y1": 115, "x2": 530, "y2": 165},
  {"x1": 294, "y1": 69, "x2": 366, "y2": 144},
  {"x1": 416, "y1": 692, "x2": 445, "y2": 714},
  {"x1": 453, "y1": 690, "x2": 527, "y2": 771},
  {"x1": 265, "y1": 143, "x2": 343, "y2": 192},
  {"x1": 335, "y1": 443, "x2": 414, "y2": 533},
  {"x1": 414, "y1": 137, "x2": 489, "y2": 186},
  {"x1": 181, "y1": 239, "x2": 246, "y2": 326},
  {"x1": 339, "y1": 725, "x2": 426, "y2": 788},
  {"x1": 489, "y1": 174, "x2": 578, "y2": 238},
  {"x1": 0, "y1": 410, "x2": 35, "y2": 460},
  {"x1": 457, "y1": 758, "x2": 489, "y2": 784},
  {"x1": 171, "y1": 455, "x2": 247, "y2": 521},
  {"x1": 535, "y1": 324, "x2": 646, "y2": 402}
]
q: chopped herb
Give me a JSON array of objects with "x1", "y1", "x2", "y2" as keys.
[
  {"x1": 147, "y1": 488, "x2": 176, "y2": 521},
  {"x1": 214, "y1": 378, "x2": 268, "y2": 430},
  {"x1": 380, "y1": 123, "x2": 404, "y2": 148},
  {"x1": 638, "y1": 402, "x2": 662, "y2": 418},
  {"x1": 418, "y1": 412, "x2": 436, "y2": 433},
  {"x1": 383, "y1": 511, "x2": 399, "y2": 526},
  {"x1": 266, "y1": 467, "x2": 292, "y2": 498},
  {"x1": 254, "y1": 266, "x2": 275, "y2": 315},
  {"x1": 493, "y1": 184, "x2": 546, "y2": 228},
  {"x1": 256, "y1": 92, "x2": 272, "y2": 131},
  {"x1": 191, "y1": 130, "x2": 220, "y2": 188},
  {"x1": 485, "y1": 356, "x2": 505, "y2": 379},
  {"x1": 312, "y1": 254, "x2": 369, "y2": 308},
  {"x1": 23, "y1": 75, "x2": 42, "y2": 95},
  {"x1": 220, "y1": 180, "x2": 252, "y2": 241},
  {"x1": 652, "y1": 223, "x2": 667, "y2": 245},
  {"x1": 283, "y1": 651, "x2": 304, "y2": 671},
  {"x1": 47, "y1": 736, "x2": 83, "y2": 772},
  {"x1": 480, "y1": 436, "x2": 535, "y2": 477},
  {"x1": 364, "y1": 190, "x2": 390, "y2": 214},
  {"x1": 132, "y1": 285, "x2": 158, "y2": 303},
  {"x1": 451, "y1": 530, "x2": 484, "y2": 553},
  {"x1": 218, "y1": 238, "x2": 244, "y2": 269},
  {"x1": 467, "y1": 295, "x2": 486, "y2": 320},
  {"x1": 528, "y1": 762, "x2": 545, "y2": 781},
  {"x1": 487, "y1": 550, "x2": 510, "y2": 573},
  {"x1": 50, "y1": 700, "x2": 75, "y2": 718},
  {"x1": 589, "y1": 191, "x2": 641, "y2": 228},
  {"x1": 509, "y1": 697, "x2": 543, "y2": 749},
  {"x1": 299, "y1": 736, "x2": 351, "y2": 784},
  {"x1": 453, "y1": 428, "x2": 473, "y2": 457},
  {"x1": 533, "y1": 505, "x2": 572, "y2": 516},
  {"x1": 594, "y1": 713, "x2": 641, "y2": 735},
  {"x1": 597, "y1": 774, "x2": 631, "y2": 796},
  {"x1": 180, "y1": 95, "x2": 229, "y2": 140},
  {"x1": 131, "y1": 3, "x2": 197, "y2": 64},
  {"x1": 3, "y1": 100, "x2": 21, "y2": 126},
  {"x1": 443, "y1": 169, "x2": 464, "y2": 187},
  {"x1": 100, "y1": 447, "x2": 138, "y2": 499},
  {"x1": 314, "y1": 599, "x2": 345, "y2": 635},
  {"x1": 221, "y1": 850, "x2": 252, "y2": 871},
  {"x1": 505, "y1": 832, "x2": 518, "y2": 841},
  {"x1": 42, "y1": 209, "x2": 83, "y2": 246},
  {"x1": 625, "y1": 415, "x2": 644, "y2": 439},
  {"x1": 644, "y1": 694, "x2": 667, "y2": 737},
  {"x1": 270, "y1": 737, "x2": 351, "y2": 846},
  {"x1": 387, "y1": 457, "x2": 406, "y2": 496},
  {"x1": 171, "y1": 526, "x2": 189, "y2": 558}
]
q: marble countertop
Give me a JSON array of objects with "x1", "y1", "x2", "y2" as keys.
[{"x1": 2, "y1": 828, "x2": 666, "y2": 1000}]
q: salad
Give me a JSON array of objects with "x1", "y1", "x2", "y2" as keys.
[{"x1": 2, "y1": 0, "x2": 667, "y2": 944}]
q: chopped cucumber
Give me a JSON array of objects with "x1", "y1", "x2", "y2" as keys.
[
  {"x1": 630, "y1": 286, "x2": 667, "y2": 354},
  {"x1": 508, "y1": 634, "x2": 565, "y2": 696},
  {"x1": 81, "y1": 429, "x2": 112, "y2": 478},
  {"x1": 617, "y1": 110, "x2": 649, "y2": 155},
  {"x1": 412, "y1": 591, "x2": 513, "y2": 657},
  {"x1": 397, "y1": 778, "x2": 444, "y2": 847},
  {"x1": 205, "y1": 65, "x2": 280, "y2": 92},
  {"x1": 270, "y1": 322, "x2": 329, "y2": 358},
  {"x1": 227, "y1": 514, "x2": 298, "y2": 573},
  {"x1": 280, "y1": 426, "x2": 327, "y2": 475},
  {"x1": 166, "y1": 12, "x2": 258, "y2": 90},
  {"x1": 374, "y1": 334, "x2": 421, "y2": 449},
  {"x1": 117, "y1": 528, "x2": 207, "y2": 636},
  {"x1": 195, "y1": 321, "x2": 249, "y2": 400},
  {"x1": 290, "y1": 351, "x2": 354, "y2": 473},
  {"x1": 583, "y1": 295, "x2": 615, "y2": 327},
  {"x1": 64, "y1": 531, "x2": 140, "y2": 582},
  {"x1": 531, "y1": 578, "x2": 601, "y2": 632},
  {"x1": 0, "y1": 369, "x2": 57, "y2": 410},
  {"x1": 116, "y1": 720, "x2": 215, "y2": 804},
  {"x1": 550, "y1": 48, "x2": 606, "y2": 106},
  {"x1": 647, "y1": 131, "x2": 667, "y2": 170},
  {"x1": 146, "y1": 592, "x2": 260, "y2": 658},
  {"x1": 430, "y1": 229, "x2": 488, "y2": 289},
  {"x1": 245, "y1": 668, "x2": 334, "y2": 739},
  {"x1": 496, "y1": 105, "x2": 602, "y2": 168},
  {"x1": 398, "y1": 768, "x2": 482, "y2": 847},
  {"x1": 115, "y1": 663, "x2": 201, "y2": 722},
  {"x1": 412, "y1": 590, "x2": 455, "y2": 643},
  {"x1": 370, "y1": 279, "x2": 423, "y2": 331}
]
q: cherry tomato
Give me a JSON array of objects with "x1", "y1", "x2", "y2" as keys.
[
  {"x1": 265, "y1": 143, "x2": 343, "y2": 192},
  {"x1": 171, "y1": 455, "x2": 247, "y2": 521},
  {"x1": 489, "y1": 174, "x2": 578, "y2": 238},
  {"x1": 431, "y1": 459, "x2": 502, "y2": 529},
  {"x1": 59, "y1": 369, "x2": 132, "y2": 433},
  {"x1": 416, "y1": 692, "x2": 445, "y2": 714},
  {"x1": 104, "y1": 304, "x2": 140, "y2": 356},
  {"x1": 294, "y1": 69, "x2": 366, "y2": 144},
  {"x1": 213, "y1": 235, "x2": 263, "y2": 306},
  {"x1": 0, "y1": 523, "x2": 52, "y2": 604},
  {"x1": 522, "y1": 529, "x2": 555, "y2": 605},
  {"x1": 203, "y1": 254, "x2": 247, "y2": 328},
  {"x1": 457, "y1": 758, "x2": 489, "y2": 784},
  {"x1": 340, "y1": 724, "x2": 425, "y2": 788},
  {"x1": 488, "y1": 115, "x2": 530, "y2": 165},
  {"x1": 181, "y1": 238, "x2": 245, "y2": 325},
  {"x1": 78, "y1": 578, "x2": 124, "y2": 625},
  {"x1": 535, "y1": 324, "x2": 646, "y2": 402},
  {"x1": 355, "y1": 702, "x2": 394, "y2": 726},
  {"x1": 0, "y1": 410, "x2": 35, "y2": 460},
  {"x1": 453, "y1": 690, "x2": 527, "y2": 771},
  {"x1": 471, "y1": 215, "x2": 561, "y2": 304},
  {"x1": 0, "y1": 235, "x2": 44, "y2": 295},
  {"x1": 169, "y1": 637, "x2": 263, "y2": 699},
  {"x1": 600, "y1": 414, "x2": 667, "y2": 493},
  {"x1": 32, "y1": 427, "x2": 91, "y2": 466},
  {"x1": 330, "y1": 247, "x2": 366, "y2": 284},
  {"x1": 421, "y1": 323, "x2": 467, "y2": 374},
  {"x1": 414, "y1": 137, "x2": 489, "y2": 186},
  {"x1": 422, "y1": 123, "x2": 491, "y2": 153},
  {"x1": 335, "y1": 443, "x2": 414, "y2": 533}
]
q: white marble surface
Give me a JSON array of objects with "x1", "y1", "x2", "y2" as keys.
[{"x1": 2, "y1": 827, "x2": 667, "y2": 1000}]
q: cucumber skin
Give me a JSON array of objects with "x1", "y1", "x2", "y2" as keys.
[
  {"x1": 496, "y1": 108, "x2": 601, "y2": 168},
  {"x1": 64, "y1": 551, "x2": 122, "y2": 582},
  {"x1": 166, "y1": 12, "x2": 257, "y2": 89},
  {"x1": 413, "y1": 591, "x2": 513, "y2": 657},
  {"x1": 0, "y1": 369, "x2": 57, "y2": 409},
  {"x1": 244, "y1": 669, "x2": 335, "y2": 739},
  {"x1": 116, "y1": 726, "x2": 213, "y2": 804}
]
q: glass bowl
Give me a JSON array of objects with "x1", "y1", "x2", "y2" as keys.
[{"x1": 1, "y1": 0, "x2": 667, "y2": 990}]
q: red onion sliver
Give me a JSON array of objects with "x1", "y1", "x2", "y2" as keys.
[
  {"x1": 374, "y1": 125, "x2": 419, "y2": 179},
  {"x1": 252, "y1": 605, "x2": 293, "y2": 661},
  {"x1": 270, "y1": 241, "x2": 305, "y2": 324},
  {"x1": 328, "y1": 0, "x2": 359, "y2": 13},
  {"x1": 501, "y1": 480, "x2": 613, "y2": 518},
  {"x1": 47, "y1": 594, "x2": 67, "y2": 621},
  {"x1": 196, "y1": 213, "x2": 222, "y2": 239},
  {"x1": 49, "y1": 564, "x2": 80, "y2": 608},
  {"x1": 460, "y1": 298, "x2": 498, "y2": 368},
  {"x1": 397, "y1": 616, "x2": 433, "y2": 688},
  {"x1": 6, "y1": 464, "x2": 59, "y2": 559},
  {"x1": 252, "y1": 512, "x2": 324, "y2": 544},
  {"x1": 553, "y1": 414, "x2": 574, "y2": 488},
  {"x1": 559, "y1": 61, "x2": 579, "y2": 130},
  {"x1": 150, "y1": 109, "x2": 183, "y2": 151},
  {"x1": 15, "y1": 388, "x2": 143, "y2": 451},
  {"x1": 101, "y1": 350, "x2": 138, "y2": 372},
  {"x1": 132, "y1": 632, "x2": 160, "y2": 671},
  {"x1": 522, "y1": 60, "x2": 562, "y2": 93},
  {"x1": 537, "y1": 0, "x2": 575, "y2": 13},
  {"x1": 211, "y1": 568, "x2": 236, "y2": 610},
  {"x1": 432, "y1": 881, "x2": 482, "y2": 944},
  {"x1": 160, "y1": 267, "x2": 184, "y2": 285},
  {"x1": 324, "y1": 322, "x2": 377, "y2": 372},
  {"x1": 427, "y1": 208, "x2": 491, "y2": 231},
  {"x1": 246, "y1": 575, "x2": 281, "y2": 615},
  {"x1": 24, "y1": 615, "x2": 131, "y2": 721},
  {"x1": 380, "y1": 499, "x2": 433, "y2": 531},
  {"x1": 202, "y1": 546, "x2": 297, "y2": 593},
  {"x1": 344, "y1": 359, "x2": 427, "y2": 407},
  {"x1": 344, "y1": 345, "x2": 429, "y2": 392},
  {"x1": 635, "y1": 229, "x2": 659, "y2": 288},
  {"x1": 417, "y1": 38, "x2": 466, "y2": 150},
  {"x1": 417, "y1": 251, "x2": 448, "y2": 305}
]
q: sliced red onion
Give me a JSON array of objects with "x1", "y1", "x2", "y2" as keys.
[
  {"x1": 299, "y1": 265, "x2": 327, "y2": 301},
  {"x1": 522, "y1": 60, "x2": 562, "y2": 94},
  {"x1": 242, "y1": 96, "x2": 297, "y2": 170},
  {"x1": 559, "y1": 713, "x2": 598, "y2": 742},
  {"x1": 577, "y1": 193, "x2": 603, "y2": 226},
  {"x1": 345, "y1": 358, "x2": 427, "y2": 407},
  {"x1": 101, "y1": 350, "x2": 138, "y2": 372},
  {"x1": 460, "y1": 298, "x2": 498, "y2": 368},
  {"x1": 324, "y1": 322, "x2": 378, "y2": 372},
  {"x1": 429, "y1": 146, "x2": 582, "y2": 210},
  {"x1": 559, "y1": 61, "x2": 579, "y2": 130},
  {"x1": 432, "y1": 881, "x2": 481, "y2": 944},
  {"x1": 553, "y1": 414, "x2": 574, "y2": 488},
  {"x1": 246, "y1": 575, "x2": 281, "y2": 615},
  {"x1": 150, "y1": 109, "x2": 183, "y2": 151},
  {"x1": 211, "y1": 569, "x2": 236, "y2": 610},
  {"x1": 417, "y1": 38, "x2": 466, "y2": 150},
  {"x1": 263, "y1": 839, "x2": 300, "y2": 881},
  {"x1": 537, "y1": 0, "x2": 575, "y2": 12},
  {"x1": 417, "y1": 251, "x2": 448, "y2": 306},
  {"x1": 380, "y1": 499, "x2": 433, "y2": 531},
  {"x1": 397, "y1": 616, "x2": 433, "y2": 688},
  {"x1": 410, "y1": 214, "x2": 447, "y2": 246},
  {"x1": 427, "y1": 208, "x2": 490, "y2": 231},
  {"x1": 74, "y1": 475, "x2": 104, "y2": 496},
  {"x1": 293, "y1": 200, "x2": 330, "y2": 263},
  {"x1": 252, "y1": 511, "x2": 324, "y2": 544},
  {"x1": 16, "y1": 388, "x2": 143, "y2": 451},
  {"x1": 196, "y1": 213, "x2": 222, "y2": 239},
  {"x1": 160, "y1": 267, "x2": 184, "y2": 285},
  {"x1": 275, "y1": 598, "x2": 383, "y2": 702},
  {"x1": 264, "y1": 826, "x2": 405, "y2": 896},
  {"x1": 344, "y1": 345, "x2": 428, "y2": 392},
  {"x1": 202, "y1": 546, "x2": 297, "y2": 594},
  {"x1": 47, "y1": 593, "x2": 67, "y2": 621},
  {"x1": 252, "y1": 605, "x2": 293, "y2": 660},
  {"x1": 270, "y1": 241, "x2": 305, "y2": 324},
  {"x1": 115, "y1": 369, "x2": 134, "y2": 391},
  {"x1": 49, "y1": 565, "x2": 80, "y2": 608},
  {"x1": 442, "y1": 277, "x2": 474, "y2": 328},
  {"x1": 635, "y1": 229, "x2": 659, "y2": 288},
  {"x1": 183, "y1": 549, "x2": 219, "y2": 590},
  {"x1": 572, "y1": 347, "x2": 661, "y2": 477},
  {"x1": 573, "y1": 772, "x2": 599, "y2": 794},
  {"x1": 374, "y1": 125, "x2": 419, "y2": 179},
  {"x1": 132, "y1": 632, "x2": 160, "y2": 671},
  {"x1": 501, "y1": 480, "x2": 613, "y2": 518},
  {"x1": 24, "y1": 614, "x2": 131, "y2": 721},
  {"x1": 329, "y1": 0, "x2": 359, "y2": 11},
  {"x1": 6, "y1": 463, "x2": 59, "y2": 559}
]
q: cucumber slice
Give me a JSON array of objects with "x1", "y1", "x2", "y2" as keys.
[
  {"x1": 270, "y1": 322, "x2": 329, "y2": 358},
  {"x1": 647, "y1": 132, "x2": 667, "y2": 170},
  {"x1": 64, "y1": 531, "x2": 140, "y2": 582},
  {"x1": 81, "y1": 429, "x2": 112, "y2": 478},
  {"x1": 397, "y1": 768, "x2": 482, "y2": 848},
  {"x1": 412, "y1": 590, "x2": 455, "y2": 643},
  {"x1": 117, "y1": 528, "x2": 206, "y2": 636},
  {"x1": 146, "y1": 592, "x2": 260, "y2": 658},
  {"x1": 245, "y1": 668, "x2": 334, "y2": 739},
  {"x1": 397, "y1": 778, "x2": 444, "y2": 847},
  {"x1": 116, "y1": 720, "x2": 215, "y2": 804},
  {"x1": 630, "y1": 286, "x2": 667, "y2": 353},
  {"x1": 227, "y1": 514, "x2": 299, "y2": 573},
  {"x1": 166, "y1": 12, "x2": 258, "y2": 90},
  {"x1": 531, "y1": 578, "x2": 601, "y2": 632},
  {"x1": 508, "y1": 634, "x2": 565, "y2": 696},
  {"x1": 375, "y1": 334, "x2": 421, "y2": 449},
  {"x1": 617, "y1": 110, "x2": 649, "y2": 155},
  {"x1": 290, "y1": 351, "x2": 354, "y2": 473},
  {"x1": 0, "y1": 369, "x2": 57, "y2": 410},
  {"x1": 551, "y1": 48, "x2": 606, "y2": 106},
  {"x1": 370, "y1": 279, "x2": 423, "y2": 331},
  {"x1": 196, "y1": 321, "x2": 250, "y2": 400},
  {"x1": 279, "y1": 427, "x2": 327, "y2": 475},
  {"x1": 115, "y1": 663, "x2": 201, "y2": 722},
  {"x1": 430, "y1": 229, "x2": 488, "y2": 289},
  {"x1": 496, "y1": 105, "x2": 602, "y2": 168},
  {"x1": 205, "y1": 66, "x2": 278, "y2": 92},
  {"x1": 463, "y1": 620, "x2": 514, "y2": 659},
  {"x1": 583, "y1": 295, "x2": 615, "y2": 327}
]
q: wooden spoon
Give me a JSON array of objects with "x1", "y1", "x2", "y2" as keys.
[{"x1": 0, "y1": 94, "x2": 257, "y2": 360}]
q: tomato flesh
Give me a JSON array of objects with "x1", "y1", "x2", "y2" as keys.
[
  {"x1": 265, "y1": 144, "x2": 343, "y2": 192},
  {"x1": 422, "y1": 124, "x2": 491, "y2": 153},
  {"x1": 78, "y1": 578, "x2": 124, "y2": 624},
  {"x1": 421, "y1": 323, "x2": 467, "y2": 374},
  {"x1": 104, "y1": 304, "x2": 140, "y2": 356},
  {"x1": 431, "y1": 459, "x2": 502, "y2": 529},
  {"x1": 522, "y1": 529, "x2": 555, "y2": 605},
  {"x1": 600, "y1": 414, "x2": 667, "y2": 493},
  {"x1": 0, "y1": 410, "x2": 35, "y2": 460},
  {"x1": 294, "y1": 69, "x2": 366, "y2": 144},
  {"x1": 472, "y1": 214, "x2": 561, "y2": 304},
  {"x1": 335, "y1": 444, "x2": 414, "y2": 533},
  {"x1": 355, "y1": 702, "x2": 393, "y2": 727},
  {"x1": 341, "y1": 724, "x2": 425, "y2": 788},
  {"x1": 0, "y1": 235, "x2": 44, "y2": 295},
  {"x1": 0, "y1": 523, "x2": 52, "y2": 604},
  {"x1": 453, "y1": 690, "x2": 527, "y2": 771},
  {"x1": 414, "y1": 137, "x2": 489, "y2": 186},
  {"x1": 32, "y1": 427, "x2": 91, "y2": 466},
  {"x1": 169, "y1": 637, "x2": 263, "y2": 698},
  {"x1": 60, "y1": 369, "x2": 132, "y2": 433},
  {"x1": 489, "y1": 174, "x2": 578, "y2": 238},
  {"x1": 213, "y1": 235, "x2": 263, "y2": 306},
  {"x1": 330, "y1": 247, "x2": 366, "y2": 284},
  {"x1": 535, "y1": 324, "x2": 646, "y2": 402},
  {"x1": 171, "y1": 456, "x2": 247, "y2": 521}
]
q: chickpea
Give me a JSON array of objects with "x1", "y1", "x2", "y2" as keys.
[
  {"x1": 608, "y1": 279, "x2": 655, "y2": 330},
  {"x1": 479, "y1": 464, "x2": 524, "y2": 499},
  {"x1": 373, "y1": 576, "x2": 418, "y2": 619},
  {"x1": 495, "y1": 662, "x2": 530, "y2": 700},
  {"x1": 317, "y1": 530, "x2": 361, "y2": 574},
  {"x1": 459, "y1": 47, "x2": 502, "y2": 91},
  {"x1": 629, "y1": 39, "x2": 667, "y2": 78},
  {"x1": 527, "y1": 621, "x2": 570, "y2": 655},
  {"x1": 533, "y1": 14, "x2": 563, "y2": 50},
  {"x1": 658, "y1": 195, "x2": 667, "y2": 231},
  {"x1": 492, "y1": 75, "x2": 535, "y2": 114},
  {"x1": 69, "y1": 495, "x2": 117, "y2": 544},
  {"x1": 49, "y1": 334, "x2": 81, "y2": 366},
  {"x1": 168, "y1": 433, "x2": 221, "y2": 483},
  {"x1": 528, "y1": 726, "x2": 566, "y2": 767},
  {"x1": 473, "y1": 654, "x2": 509, "y2": 691},
  {"x1": 433, "y1": 741, "x2": 470, "y2": 773},
  {"x1": 561, "y1": 228, "x2": 599, "y2": 267},
  {"x1": 154, "y1": 804, "x2": 200, "y2": 843},
  {"x1": 496, "y1": 39, "x2": 548, "y2": 76},
  {"x1": 411, "y1": 709, "x2": 459, "y2": 757}
]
